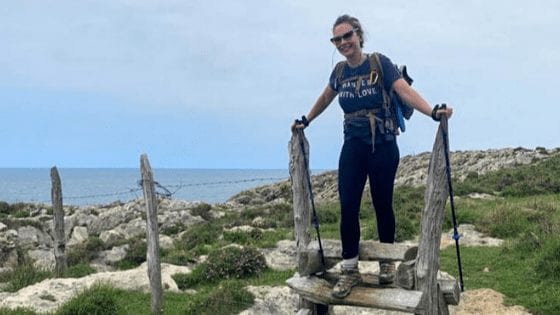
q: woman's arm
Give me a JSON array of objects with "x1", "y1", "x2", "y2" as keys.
[
  {"x1": 392, "y1": 78, "x2": 453, "y2": 119},
  {"x1": 292, "y1": 85, "x2": 337, "y2": 131}
]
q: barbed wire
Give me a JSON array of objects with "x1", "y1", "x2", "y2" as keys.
[{"x1": 52, "y1": 176, "x2": 289, "y2": 204}]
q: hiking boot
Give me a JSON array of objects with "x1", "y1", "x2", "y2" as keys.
[
  {"x1": 332, "y1": 267, "x2": 361, "y2": 299},
  {"x1": 379, "y1": 261, "x2": 395, "y2": 285}
]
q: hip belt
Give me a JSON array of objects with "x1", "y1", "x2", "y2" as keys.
[{"x1": 344, "y1": 108, "x2": 384, "y2": 152}]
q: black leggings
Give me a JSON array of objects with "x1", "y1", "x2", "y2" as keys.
[{"x1": 338, "y1": 138, "x2": 400, "y2": 259}]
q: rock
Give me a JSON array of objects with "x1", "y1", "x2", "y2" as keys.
[
  {"x1": 449, "y1": 288, "x2": 531, "y2": 315},
  {"x1": 67, "y1": 226, "x2": 89, "y2": 246},
  {"x1": 261, "y1": 240, "x2": 297, "y2": 271},
  {"x1": 440, "y1": 224, "x2": 504, "y2": 249},
  {"x1": 17, "y1": 226, "x2": 53, "y2": 250},
  {"x1": 95, "y1": 245, "x2": 129, "y2": 265},
  {"x1": 240, "y1": 285, "x2": 298, "y2": 315},
  {"x1": 0, "y1": 222, "x2": 7, "y2": 232},
  {"x1": 159, "y1": 235, "x2": 174, "y2": 250},
  {"x1": 26, "y1": 249, "x2": 55, "y2": 270},
  {"x1": 99, "y1": 230, "x2": 125, "y2": 247},
  {"x1": 0, "y1": 262, "x2": 191, "y2": 314}
]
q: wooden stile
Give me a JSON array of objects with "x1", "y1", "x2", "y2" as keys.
[{"x1": 287, "y1": 122, "x2": 460, "y2": 315}]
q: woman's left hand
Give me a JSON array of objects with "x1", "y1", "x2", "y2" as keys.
[{"x1": 435, "y1": 104, "x2": 454, "y2": 120}]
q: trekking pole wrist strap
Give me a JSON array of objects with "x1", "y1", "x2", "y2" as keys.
[
  {"x1": 300, "y1": 115, "x2": 310, "y2": 127},
  {"x1": 431, "y1": 103, "x2": 447, "y2": 122}
]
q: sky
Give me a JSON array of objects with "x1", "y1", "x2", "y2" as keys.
[{"x1": 1, "y1": 0, "x2": 559, "y2": 169}]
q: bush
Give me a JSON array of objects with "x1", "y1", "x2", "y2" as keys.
[
  {"x1": 205, "y1": 246, "x2": 266, "y2": 281},
  {"x1": 114, "y1": 238, "x2": 146, "y2": 270},
  {"x1": 64, "y1": 263, "x2": 96, "y2": 278},
  {"x1": 66, "y1": 236, "x2": 105, "y2": 266},
  {"x1": 161, "y1": 249, "x2": 196, "y2": 266},
  {"x1": 177, "y1": 222, "x2": 221, "y2": 254},
  {"x1": 174, "y1": 246, "x2": 266, "y2": 289},
  {"x1": 191, "y1": 203, "x2": 213, "y2": 221},
  {"x1": 56, "y1": 283, "x2": 118, "y2": 315},
  {"x1": 183, "y1": 280, "x2": 254, "y2": 315},
  {"x1": 223, "y1": 229, "x2": 263, "y2": 245},
  {"x1": 0, "y1": 201, "x2": 9, "y2": 214}
]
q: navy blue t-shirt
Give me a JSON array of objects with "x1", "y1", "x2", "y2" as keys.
[{"x1": 328, "y1": 53, "x2": 401, "y2": 144}]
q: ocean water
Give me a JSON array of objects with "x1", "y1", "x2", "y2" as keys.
[{"x1": 0, "y1": 168, "x2": 301, "y2": 206}]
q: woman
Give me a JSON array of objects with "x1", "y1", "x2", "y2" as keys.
[{"x1": 292, "y1": 14, "x2": 453, "y2": 299}]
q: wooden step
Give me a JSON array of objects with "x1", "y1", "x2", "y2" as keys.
[
  {"x1": 287, "y1": 275, "x2": 424, "y2": 313},
  {"x1": 307, "y1": 239, "x2": 418, "y2": 261},
  {"x1": 301, "y1": 240, "x2": 418, "y2": 275}
]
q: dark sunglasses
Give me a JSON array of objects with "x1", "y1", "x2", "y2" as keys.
[{"x1": 330, "y1": 28, "x2": 357, "y2": 44}]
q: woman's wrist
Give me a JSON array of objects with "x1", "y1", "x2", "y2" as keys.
[{"x1": 431, "y1": 104, "x2": 447, "y2": 121}]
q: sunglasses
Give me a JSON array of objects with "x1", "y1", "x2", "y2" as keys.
[{"x1": 330, "y1": 28, "x2": 357, "y2": 44}]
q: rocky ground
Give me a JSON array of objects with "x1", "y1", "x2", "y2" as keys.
[{"x1": 2, "y1": 146, "x2": 557, "y2": 314}]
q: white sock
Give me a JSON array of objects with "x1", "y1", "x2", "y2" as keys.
[{"x1": 341, "y1": 255, "x2": 359, "y2": 270}]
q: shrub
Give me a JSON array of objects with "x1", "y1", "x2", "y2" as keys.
[
  {"x1": 223, "y1": 229, "x2": 263, "y2": 245},
  {"x1": 66, "y1": 236, "x2": 105, "y2": 266},
  {"x1": 177, "y1": 222, "x2": 221, "y2": 253},
  {"x1": 183, "y1": 280, "x2": 254, "y2": 315},
  {"x1": 0, "y1": 201, "x2": 9, "y2": 214},
  {"x1": 205, "y1": 246, "x2": 266, "y2": 281},
  {"x1": 13, "y1": 210, "x2": 30, "y2": 218},
  {"x1": 64, "y1": 263, "x2": 96, "y2": 278},
  {"x1": 191, "y1": 202, "x2": 213, "y2": 221},
  {"x1": 56, "y1": 283, "x2": 118, "y2": 315},
  {"x1": 174, "y1": 246, "x2": 266, "y2": 289},
  {"x1": 161, "y1": 249, "x2": 195, "y2": 266},
  {"x1": 114, "y1": 238, "x2": 146, "y2": 270}
]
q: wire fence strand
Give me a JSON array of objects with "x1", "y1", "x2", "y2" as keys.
[{"x1": 43, "y1": 176, "x2": 288, "y2": 205}]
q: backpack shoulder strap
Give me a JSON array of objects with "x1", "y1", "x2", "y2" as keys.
[
  {"x1": 369, "y1": 53, "x2": 390, "y2": 107},
  {"x1": 334, "y1": 60, "x2": 346, "y2": 90}
]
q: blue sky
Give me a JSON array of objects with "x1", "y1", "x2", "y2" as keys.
[{"x1": 1, "y1": 0, "x2": 559, "y2": 169}]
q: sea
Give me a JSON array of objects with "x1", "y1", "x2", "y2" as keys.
[{"x1": 0, "y1": 168, "x2": 325, "y2": 207}]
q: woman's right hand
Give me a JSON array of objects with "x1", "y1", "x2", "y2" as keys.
[
  {"x1": 291, "y1": 116, "x2": 309, "y2": 132},
  {"x1": 291, "y1": 120, "x2": 306, "y2": 132}
]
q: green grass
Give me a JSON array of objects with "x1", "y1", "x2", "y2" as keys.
[{"x1": 440, "y1": 245, "x2": 560, "y2": 315}]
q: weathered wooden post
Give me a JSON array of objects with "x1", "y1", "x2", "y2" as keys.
[
  {"x1": 51, "y1": 166, "x2": 67, "y2": 277},
  {"x1": 289, "y1": 130, "x2": 325, "y2": 315},
  {"x1": 140, "y1": 154, "x2": 163, "y2": 315},
  {"x1": 415, "y1": 120, "x2": 452, "y2": 315}
]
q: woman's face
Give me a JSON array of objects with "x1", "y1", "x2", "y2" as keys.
[{"x1": 332, "y1": 23, "x2": 361, "y2": 59}]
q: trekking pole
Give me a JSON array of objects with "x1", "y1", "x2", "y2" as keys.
[
  {"x1": 439, "y1": 105, "x2": 465, "y2": 292},
  {"x1": 295, "y1": 126, "x2": 326, "y2": 271}
]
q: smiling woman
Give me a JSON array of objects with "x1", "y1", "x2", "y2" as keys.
[{"x1": 291, "y1": 13, "x2": 454, "y2": 299}]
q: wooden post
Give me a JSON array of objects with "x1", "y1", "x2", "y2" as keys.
[
  {"x1": 415, "y1": 121, "x2": 451, "y2": 315},
  {"x1": 51, "y1": 166, "x2": 67, "y2": 277},
  {"x1": 140, "y1": 154, "x2": 163, "y2": 315},
  {"x1": 289, "y1": 130, "x2": 324, "y2": 314}
]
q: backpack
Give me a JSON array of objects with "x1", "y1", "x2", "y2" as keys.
[{"x1": 334, "y1": 52, "x2": 414, "y2": 133}]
